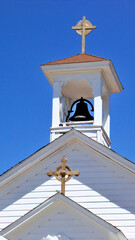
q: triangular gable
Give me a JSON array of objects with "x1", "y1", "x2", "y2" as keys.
[
  {"x1": 0, "y1": 193, "x2": 126, "y2": 240},
  {"x1": 0, "y1": 129, "x2": 134, "y2": 238},
  {"x1": 0, "y1": 129, "x2": 135, "y2": 187}
]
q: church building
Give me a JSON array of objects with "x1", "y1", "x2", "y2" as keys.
[{"x1": 0, "y1": 17, "x2": 135, "y2": 240}]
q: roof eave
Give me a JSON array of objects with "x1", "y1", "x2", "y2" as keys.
[{"x1": 41, "y1": 60, "x2": 123, "y2": 93}]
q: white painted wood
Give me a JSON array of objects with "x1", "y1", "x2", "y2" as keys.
[
  {"x1": 41, "y1": 60, "x2": 123, "y2": 94},
  {"x1": 44, "y1": 235, "x2": 60, "y2": 240},
  {"x1": 103, "y1": 92, "x2": 110, "y2": 138},
  {"x1": 52, "y1": 81, "x2": 63, "y2": 127},
  {"x1": 0, "y1": 211, "x2": 28, "y2": 217},
  {"x1": 92, "y1": 78, "x2": 103, "y2": 126},
  {"x1": 0, "y1": 237, "x2": 8, "y2": 240},
  {"x1": 2, "y1": 195, "x2": 124, "y2": 240},
  {"x1": 50, "y1": 121, "x2": 111, "y2": 147},
  {"x1": 48, "y1": 58, "x2": 114, "y2": 145},
  {"x1": 1, "y1": 129, "x2": 135, "y2": 186},
  {"x1": 41, "y1": 57, "x2": 123, "y2": 144},
  {"x1": 0, "y1": 136, "x2": 135, "y2": 239}
]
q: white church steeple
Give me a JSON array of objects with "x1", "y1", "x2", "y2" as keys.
[{"x1": 41, "y1": 18, "x2": 123, "y2": 147}]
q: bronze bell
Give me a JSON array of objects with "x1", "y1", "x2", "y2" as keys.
[{"x1": 66, "y1": 97, "x2": 94, "y2": 122}]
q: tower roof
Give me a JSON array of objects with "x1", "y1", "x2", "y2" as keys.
[
  {"x1": 40, "y1": 53, "x2": 123, "y2": 94},
  {"x1": 40, "y1": 53, "x2": 108, "y2": 66}
]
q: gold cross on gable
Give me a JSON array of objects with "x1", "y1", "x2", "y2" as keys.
[
  {"x1": 47, "y1": 157, "x2": 80, "y2": 195},
  {"x1": 72, "y1": 16, "x2": 96, "y2": 54}
]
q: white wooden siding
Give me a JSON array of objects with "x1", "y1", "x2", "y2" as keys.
[
  {"x1": 6, "y1": 202, "x2": 110, "y2": 240},
  {"x1": 0, "y1": 141, "x2": 135, "y2": 239}
]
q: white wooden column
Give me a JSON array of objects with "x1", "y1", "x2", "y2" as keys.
[
  {"x1": 52, "y1": 81, "x2": 63, "y2": 127},
  {"x1": 103, "y1": 92, "x2": 110, "y2": 138},
  {"x1": 92, "y1": 78, "x2": 103, "y2": 126}
]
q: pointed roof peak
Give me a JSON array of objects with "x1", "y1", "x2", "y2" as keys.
[{"x1": 40, "y1": 53, "x2": 109, "y2": 66}]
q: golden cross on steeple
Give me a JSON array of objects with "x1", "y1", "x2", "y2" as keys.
[
  {"x1": 47, "y1": 157, "x2": 80, "y2": 195},
  {"x1": 72, "y1": 16, "x2": 96, "y2": 53}
]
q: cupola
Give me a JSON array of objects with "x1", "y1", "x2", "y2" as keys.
[{"x1": 40, "y1": 17, "x2": 123, "y2": 147}]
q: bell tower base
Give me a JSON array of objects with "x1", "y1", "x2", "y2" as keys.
[{"x1": 50, "y1": 122, "x2": 111, "y2": 147}]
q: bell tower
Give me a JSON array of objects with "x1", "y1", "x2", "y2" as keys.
[{"x1": 41, "y1": 17, "x2": 123, "y2": 147}]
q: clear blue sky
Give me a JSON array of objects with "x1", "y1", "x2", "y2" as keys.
[{"x1": 0, "y1": 0, "x2": 135, "y2": 175}]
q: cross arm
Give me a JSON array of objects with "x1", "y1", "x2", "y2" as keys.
[
  {"x1": 66, "y1": 170, "x2": 80, "y2": 176},
  {"x1": 47, "y1": 170, "x2": 54, "y2": 177},
  {"x1": 47, "y1": 170, "x2": 61, "y2": 177},
  {"x1": 72, "y1": 26, "x2": 96, "y2": 30}
]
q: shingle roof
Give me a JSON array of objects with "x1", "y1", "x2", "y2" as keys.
[{"x1": 41, "y1": 53, "x2": 108, "y2": 66}]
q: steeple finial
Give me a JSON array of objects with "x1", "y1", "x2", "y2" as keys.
[{"x1": 72, "y1": 16, "x2": 96, "y2": 53}]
